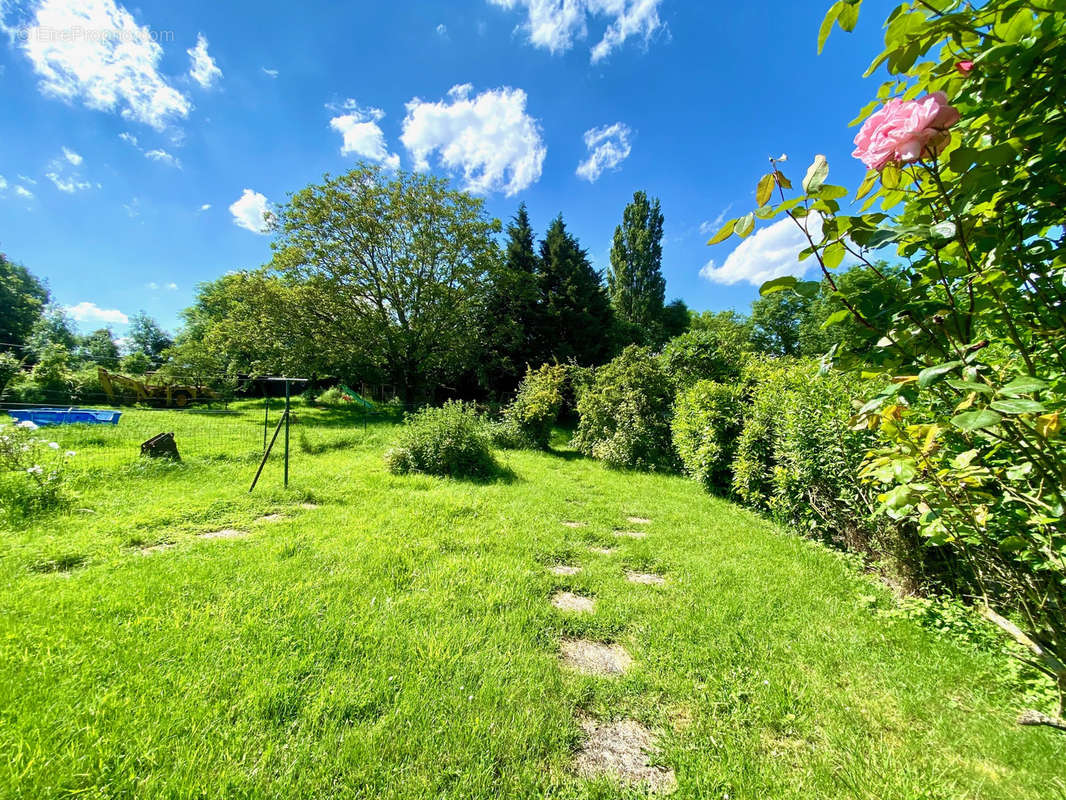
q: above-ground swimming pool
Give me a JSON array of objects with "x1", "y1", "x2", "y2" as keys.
[{"x1": 5, "y1": 408, "x2": 123, "y2": 427}]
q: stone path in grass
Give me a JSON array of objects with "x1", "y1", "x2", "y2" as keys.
[{"x1": 549, "y1": 515, "x2": 676, "y2": 794}]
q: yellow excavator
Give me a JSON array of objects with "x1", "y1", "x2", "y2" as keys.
[{"x1": 97, "y1": 367, "x2": 220, "y2": 408}]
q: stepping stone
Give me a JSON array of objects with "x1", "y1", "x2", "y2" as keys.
[
  {"x1": 559, "y1": 639, "x2": 631, "y2": 676},
  {"x1": 626, "y1": 516, "x2": 651, "y2": 525},
  {"x1": 200, "y1": 529, "x2": 247, "y2": 540},
  {"x1": 573, "y1": 716, "x2": 676, "y2": 794},
  {"x1": 549, "y1": 564, "x2": 582, "y2": 576},
  {"x1": 259, "y1": 513, "x2": 285, "y2": 522},
  {"x1": 589, "y1": 546, "x2": 616, "y2": 555},
  {"x1": 552, "y1": 591, "x2": 595, "y2": 613},
  {"x1": 562, "y1": 521, "x2": 587, "y2": 528},
  {"x1": 299, "y1": 503, "x2": 318, "y2": 510},
  {"x1": 613, "y1": 530, "x2": 646, "y2": 539},
  {"x1": 626, "y1": 571, "x2": 666, "y2": 585}
]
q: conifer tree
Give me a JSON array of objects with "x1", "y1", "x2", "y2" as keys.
[{"x1": 607, "y1": 191, "x2": 666, "y2": 342}]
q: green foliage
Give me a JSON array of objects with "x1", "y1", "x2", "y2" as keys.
[
  {"x1": 499, "y1": 364, "x2": 567, "y2": 450},
  {"x1": 272, "y1": 165, "x2": 502, "y2": 402},
  {"x1": 748, "y1": 291, "x2": 812, "y2": 357},
  {"x1": 659, "y1": 328, "x2": 744, "y2": 390},
  {"x1": 127, "y1": 313, "x2": 173, "y2": 366},
  {"x1": 730, "y1": 358, "x2": 808, "y2": 510},
  {"x1": 478, "y1": 204, "x2": 542, "y2": 398},
  {"x1": 709, "y1": 0, "x2": 1066, "y2": 711},
  {"x1": 0, "y1": 254, "x2": 49, "y2": 349},
  {"x1": 608, "y1": 191, "x2": 666, "y2": 344},
  {"x1": 316, "y1": 386, "x2": 352, "y2": 406},
  {"x1": 0, "y1": 422, "x2": 73, "y2": 519},
  {"x1": 0, "y1": 352, "x2": 20, "y2": 397},
  {"x1": 78, "y1": 328, "x2": 120, "y2": 369},
  {"x1": 536, "y1": 216, "x2": 614, "y2": 367},
  {"x1": 573, "y1": 346, "x2": 677, "y2": 471},
  {"x1": 120, "y1": 352, "x2": 152, "y2": 375},
  {"x1": 671, "y1": 380, "x2": 744, "y2": 492},
  {"x1": 384, "y1": 401, "x2": 498, "y2": 479},
  {"x1": 29, "y1": 344, "x2": 74, "y2": 399},
  {"x1": 27, "y1": 306, "x2": 77, "y2": 360}
]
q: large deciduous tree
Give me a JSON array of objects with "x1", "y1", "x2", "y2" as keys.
[
  {"x1": 536, "y1": 215, "x2": 613, "y2": 366},
  {"x1": 270, "y1": 165, "x2": 502, "y2": 402},
  {"x1": 607, "y1": 191, "x2": 666, "y2": 344},
  {"x1": 0, "y1": 254, "x2": 49, "y2": 350}
]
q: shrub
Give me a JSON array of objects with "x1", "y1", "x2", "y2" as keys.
[
  {"x1": 0, "y1": 353, "x2": 20, "y2": 398},
  {"x1": 500, "y1": 364, "x2": 566, "y2": 449},
  {"x1": 730, "y1": 357, "x2": 805, "y2": 510},
  {"x1": 317, "y1": 386, "x2": 352, "y2": 406},
  {"x1": 659, "y1": 329, "x2": 744, "y2": 391},
  {"x1": 671, "y1": 380, "x2": 744, "y2": 492},
  {"x1": 573, "y1": 346, "x2": 677, "y2": 471},
  {"x1": 0, "y1": 421, "x2": 74, "y2": 519},
  {"x1": 384, "y1": 401, "x2": 498, "y2": 479}
]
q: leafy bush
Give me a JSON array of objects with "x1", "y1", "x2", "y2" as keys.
[
  {"x1": 317, "y1": 386, "x2": 352, "y2": 406},
  {"x1": 0, "y1": 353, "x2": 19, "y2": 398},
  {"x1": 671, "y1": 380, "x2": 744, "y2": 492},
  {"x1": 499, "y1": 364, "x2": 566, "y2": 449},
  {"x1": 0, "y1": 421, "x2": 75, "y2": 519},
  {"x1": 730, "y1": 358, "x2": 805, "y2": 510},
  {"x1": 384, "y1": 401, "x2": 498, "y2": 479},
  {"x1": 573, "y1": 346, "x2": 677, "y2": 471},
  {"x1": 659, "y1": 329, "x2": 744, "y2": 391}
]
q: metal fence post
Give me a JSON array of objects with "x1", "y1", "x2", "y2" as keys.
[{"x1": 283, "y1": 379, "x2": 291, "y2": 488}]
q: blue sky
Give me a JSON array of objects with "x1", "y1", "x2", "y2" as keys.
[{"x1": 0, "y1": 0, "x2": 894, "y2": 338}]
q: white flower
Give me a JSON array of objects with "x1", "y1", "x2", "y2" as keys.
[
  {"x1": 26, "y1": 465, "x2": 43, "y2": 475},
  {"x1": 48, "y1": 442, "x2": 60, "y2": 450},
  {"x1": 16, "y1": 421, "x2": 38, "y2": 430},
  {"x1": 65, "y1": 451, "x2": 77, "y2": 457}
]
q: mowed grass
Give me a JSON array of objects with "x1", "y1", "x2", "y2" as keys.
[{"x1": 1, "y1": 403, "x2": 1063, "y2": 799}]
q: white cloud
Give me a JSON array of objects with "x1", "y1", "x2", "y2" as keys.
[
  {"x1": 17, "y1": 175, "x2": 37, "y2": 185},
  {"x1": 401, "y1": 83, "x2": 546, "y2": 196},
  {"x1": 46, "y1": 171, "x2": 91, "y2": 192},
  {"x1": 700, "y1": 213, "x2": 825, "y2": 286},
  {"x1": 17, "y1": 0, "x2": 191, "y2": 130},
  {"x1": 262, "y1": 67, "x2": 279, "y2": 78},
  {"x1": 118, "y1": 131, "x2": 139, "y2": 147},
  {"x1": 65, "y1": 301, "x2": 128, "y2": 324},
  {"x1": 699, "y1": 204, "x2": 733, "y2": 236},
  {"x1": 166, "y1": 281, "x2": 177, "y2": 290},
  {"x1": 329, "y1": 103, "x2": 400, "y2": 169},
  {"x1": 187, "y1": 33, "x2": 222, "y2": 89},
  {"x1": 575, "y1": 122, "x2": 631, "y2": 182},
  {"x1": 0, "y1": 175, "x2": 6, "y2": 191},
  {"x1": 15, "y1": 185, "x2": 34, "y2": 199},
  {"x1": 199, "y1": 203, "x2": 211, "y2": 211},
  {"x1": 144, "y1": 148, "x2": 180, "y2": 167},
  {"x1": 436, "y1": 23, "x2": 447, "y2": 35},
  {"x1": 146, "y1": 281, "x2": 178, "y2": 291},
  {"x1": 488, "y1": 0, "x2": 663, "y2": 62},
  {"x1": 229, "y1": 188, "x2": 271, "y2": 234},
  {"x1": 61, "y1": 146, "x2": 82, "y2": 165}
]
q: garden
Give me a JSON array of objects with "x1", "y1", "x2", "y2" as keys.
[{"x1": 1, "y1": 0, "x2": 1065, "y2": 796}]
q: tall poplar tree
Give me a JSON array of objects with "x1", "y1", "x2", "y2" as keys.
[{"x1": 607, "y1": 191, "x2": 666, "y2": 342}]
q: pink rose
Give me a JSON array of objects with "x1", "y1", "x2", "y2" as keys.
[
  {"x1": 956, "y1": 61, "x2": 974, "y2": 75},
  {"x1": 852, "y1": 92, "x2": 961, "y2": 171}
]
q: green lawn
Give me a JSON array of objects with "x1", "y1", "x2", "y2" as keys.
[{"x1": 1, "y1": 404, "x2": 1063, "y2": 799}]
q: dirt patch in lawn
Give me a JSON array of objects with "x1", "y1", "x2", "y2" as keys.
[
  {"x1": 573, "y1": 716, "x2": 676, "y2": 794},
  {"x1": 550, "y1": 564, "x2": 582, "y2": 576},
  {"x1": 589, "y1": 546, "x2": 616, "y2": 555},
  {"x1": 259, "y1": 514, "x2": 285, "y2": 523},
  {"x1": 613, "y1": 530, "x2": 646, "y2": 539},
  {"x1": 200, "y1": 529, "x2": 248, "y2": 540},
  {"x1": 560, "y1": 639, "x2": 631, "y2": 675},
  {"x1": 562, "y1": 521, "x2": 587, "y2": 528},
  {"x1": 626, "y1": 516, "x2": 651, "y2": 525},
  {"x1": 299, "y1": 503, "x2": 319, "y2": 510},
  {"x1": 626, "y1": 571, "x2": 666, "y2": 585},
  {"x1": 552, "y1": 591, "x2": 596, "y2": 613}
]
